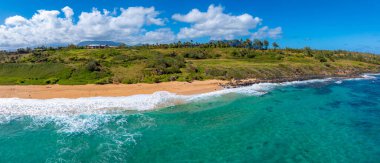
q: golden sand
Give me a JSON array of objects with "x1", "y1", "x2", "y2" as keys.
[{"x1": 0, "y1": 80, "x2": 227, "y2": 99}]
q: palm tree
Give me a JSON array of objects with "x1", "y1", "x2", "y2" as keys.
[
  {"x1": 253, "y1": 39, "x2": 263, "y2": 50},
  {"x1": 177, "y1": 41, "x2": 182, "y2": 48},
  {"x1": 244, "y1": 39, "x2": 252, "y2": 49},
  {"x1": 263, "y1": 40, "x2": 269, "y2": 50},
  {"x1": 272, "y1": 42, "x2": 279, "y2": 50}
]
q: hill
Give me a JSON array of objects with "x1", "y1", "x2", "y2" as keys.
[
  {"x1": 0, "y1": 46, "x2": 379, "y2": 85},
  {"x1": 77, "y1": 41, "x2": 123, "y2": 47}
]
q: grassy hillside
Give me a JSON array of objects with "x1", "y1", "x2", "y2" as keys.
[{"x1": 0, "y1": 47, "x2": 379, "y2": 85}]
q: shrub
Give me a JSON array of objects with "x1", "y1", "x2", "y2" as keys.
[
  {"x1": 44, "y1": 78, "x2": 59, "y2": 84},
  {"x1": 231, "y1": 49, "x2": 256, "y2": 58},
  {"x1": 169, "y1": 75, "x2": 178, "y2": 81},
  {"x1": 86, "y1": 60, "x2": 101, "y2": 72},
  {"x1": 205, "y1": 68, "x2": 227, "y2": 77},
  {"x1": 16, "y1": 79, "x2": 26, "y2": 84},
  {"x1": 319, "y1": 57, "x2": 328, "y2": 62},
  {"x1": 183, "y1": 49, "x2": 210, "y2": 59},
  {"x1": 95, "y1": 77, "x2": 111, "y2": 85},
  {"x1": 275, "y1": 55, "x2": 284, "y2": 60},
  {"x1": 247, "y1": 53, "x2": 256, "y2": 58},
  {"x1": 304, "y1": 47, "x2": 313, "y2": 57},
  {"x1": 186, "y1": 64, "x2": 200, "y2": 73},
  {"x1": 146, "y1": 53, "x2": 185, "y2": 75}
]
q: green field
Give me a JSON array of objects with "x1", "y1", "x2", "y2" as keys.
[{"x1": 0, "y1": 47, "x2": 379, "y2": 85}]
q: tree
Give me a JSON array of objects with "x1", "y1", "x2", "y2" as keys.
[
  {"x1": 272, "y1": 42, "x2": 279, "y2": 50},
  {"x1": 253, "y1": 39, "x2": 263, "y2": 50},
  {"x1": 263, "y1": 40, "x2": 269, "y2": 50},
  {"x1": 244, "y1": 39, "x2": 252, "y2": 48},
  {"x1": 176, "y1": 41, "x2": 182, "y2": 48},
  {"x1": 118, "y1": 43, "x2": 127, "y2": 49},
  {"x1": 67, "y1": 44, "x2": 77, "y2": 49},
  {"x1": 304, "y1": 47, "x2": 313, "y2": 57}
]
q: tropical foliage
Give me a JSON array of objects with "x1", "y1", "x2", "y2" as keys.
[{"x1": 0, "y1": 39, "x2": 379, "y2": 85}]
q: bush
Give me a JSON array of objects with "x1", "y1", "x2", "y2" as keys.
[
  {"x1": 44, "y1": 78, "x2": 59, "y2": 84},
  {"x1": 314, "y1": 54, "x2": 328, "y2": 62},
  {"x1": 319, "y1": 57, "x2": 328, "y2": 62},
  {"x1": 169, "y1": 75, "x2": 178, "y2": 81},
  {"x1": 304, "y1": 47, "x2": 313, "y2": 57},
  {"x1": 247, "y1": 53, "x2": 256, "y2": 58},
  {"x1": 186, "y1": 64, "x2": 200, "y2": 73},
  {"x1": 183, "y1": 49, "x2": 210, "y2": 59},
  {"x1": 86, "y1": 60, "x2": 101, "y2": 72},
  {"x1": 16, "y1": 79, "x2": 25, "y2": 84},
  {"x1": 205, "y1": 68, "x2": 227, "y2": 77},
  {"x1": 146, "y1": 53, "x2": 185, "y2": 75},
  {"x1": 184, "y1": 74, "x2": 204, "y2": 82},
  {"x1": 231, "y1": 49, "x2": 256, "y2": 58},
  {"x1": 275, "y1": 55, "x2": 284, "y2": 60},
  {"x1": 95, "y1": 77, "x2": 111, "y2": 85}
]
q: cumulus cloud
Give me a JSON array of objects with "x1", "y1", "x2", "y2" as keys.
[
  {"x1": 251, "y1": 26, "x2": 282, "y2": 39},
  {"x1": 137, "y1": 28, "x2": 176, "y2": 44},
  {"x1": 0, "y1": 5, "x2": 282, "y2": 49},
  {"x1": 5, "y1": 15, "x2": 28, "y2": 26},
  {"x1": 0, "y1": 6, "x2": 175, "y2": 49},
  {"x1": 74, "y1": 7, "x2": 167, "y2": 40},
  {"x1": 172, "y1": 5, "x2": 262, "y2": 40},
  {"x1": 62, "y1": 6, "x2": 74, "y2": 18}
]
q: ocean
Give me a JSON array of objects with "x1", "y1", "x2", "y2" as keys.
[{"x1": 0, "y1": 74, "x2": 379, "y2": 162}]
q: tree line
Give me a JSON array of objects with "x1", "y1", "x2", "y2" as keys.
[
  {"x1": 0, "y1": 39, "x2": 280, "y2": 56},
  {"x1": 136, "y1": 39, "x2": 280, "y2": 50}
]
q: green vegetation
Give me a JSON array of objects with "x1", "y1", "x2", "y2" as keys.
[{"x1": 0, "y1": 40, "x2": 379, "y2": 85}]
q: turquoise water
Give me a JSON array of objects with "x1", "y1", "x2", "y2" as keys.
[{"x1": 0, "y1": 75, "x2": 379, "y2": 162}]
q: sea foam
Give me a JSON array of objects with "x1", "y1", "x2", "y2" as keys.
[
  {"x1": 2, "y1": 75, "x2": 377, "y2": 115},
  {"x1": 0, "y1": 74, "x2": 377, "y2": 133}
]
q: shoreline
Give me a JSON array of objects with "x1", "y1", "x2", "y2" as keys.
[
  {"x1": 0, "y1": 80, "x2": 227, "y2": 99},
  {"x1": 221, "y1": 74, "x2": 364, "y2": 88},
  {"x1": 0, "y1": 73, "x2": 378, "y2": 99}
]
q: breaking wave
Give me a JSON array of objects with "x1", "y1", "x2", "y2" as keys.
[{"x1": 0, "y1": 74, "x2": 377, "y2": 133}]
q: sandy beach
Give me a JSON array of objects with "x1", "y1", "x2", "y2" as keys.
[{"x1": 0, "y1": 80, "x2": 227, "y2": 99}]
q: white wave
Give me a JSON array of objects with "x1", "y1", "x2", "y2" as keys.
[
  {"x1": 0, "y1": 78, "x2": 335, "y2": 116},
  {"x1": 362, "y1": 73, "x2": 380, "y2": 76},
  {"x1": 0, "y1": 75, "x2": 376, "y2": 133},
  {"x1": 361, "y1": 74, "x2": 378, "y2": 80},
  {"x1": 0, "y1": 76, "x2": 377, "y2": 116},
  {"x1": 342, "y1": 73, "x2": 379, "y2": 81},
  {"x1": 335, "y1": 81, "x2": 343, "y2": 84}
]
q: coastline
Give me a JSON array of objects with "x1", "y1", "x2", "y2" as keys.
[
  {"x1": 221, "y1": 74, "x2": 364, "y2": 88},
  {"x1": 0, "y1": 73, "x2": 378, "y2": 99},
  {"x1": 0, "y1": 80, "x2": 227, "y2": 99}
]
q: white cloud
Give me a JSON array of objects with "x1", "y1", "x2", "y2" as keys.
[
  {"x1": 5, "y1": 15, "x2": 28, "y2": 26},
  {"x1": 0, "y1": 9, "x2": 75, "y2": 48},
  {"x1": 137, "y1": 28, "x2": 176, "y2": 44},
  {"x1": 251, "y1": 26, "x2": 282, "y2": 39},
  {"x1": 62, "y1": 6, "x2": 74, "y2": 18},
  {"x1": 0, "y1": 6, "x2": 174, "y2": 49},
  {"x1": 172, "y1": 5, "x2": 262, "y2": 40},
  {"x1": 0, "y1": 5, "x2": 282, "y2": 49}
]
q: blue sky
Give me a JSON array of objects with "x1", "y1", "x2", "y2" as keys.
[{"x1": 0, "y1": 0, "x2": 379, "y2": 53}]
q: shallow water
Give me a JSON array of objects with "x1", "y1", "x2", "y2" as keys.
[{"x1": 0, "y1": 75, "x2": 379, "y2": 162}]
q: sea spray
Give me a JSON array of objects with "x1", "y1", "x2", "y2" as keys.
[
  {"x1": 0, "y1": 74, "x2": 377, "y2": 116},
  {"x1": 0, "y1": 74, "x2": 377, "y2": 133},
  {"x1": 0, "y1": 78, "x2": 335, "y2": 115},
  {"x1": 0, "y1": 74, "x2": 379, "y2": 162}
]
